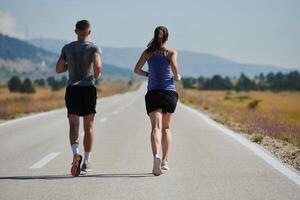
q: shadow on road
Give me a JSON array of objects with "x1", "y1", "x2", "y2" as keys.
[{"x1": 0, "y1": 173, "x2": 154, "y2": 180}]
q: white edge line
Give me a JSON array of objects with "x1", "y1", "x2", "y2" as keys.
[
  {"x1": 179, "y1": 103, "x2": 300, "y2": 186},
  {"x1": 0, "y1": 109, "x2": 64, "y2": 128},
  {"x1": 30, "y1": 152, "x2": 61, "y2": 169}
]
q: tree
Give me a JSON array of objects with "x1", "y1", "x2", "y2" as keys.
[
  {"x1": 61, "y1": 76, "x2": 67, "y2": 86},
  {"x1": 47, "y1": 76, "x2": 55, "y2": 86},
  {"x1": 203, "y1": 75, "x2": 233, "y2": 90},
  {"x1": 48, "y1": 76, "x2": 68, "y2": 91},
  {"x1": 34, "y1": 78, "x2": 46, "y2": 86},
  {"x1": 8, "y1": 76, "x2": 22, "y2": 92},
  {"x1": 197, "y1": 76, "x2": 206, "y2": 90},
  {"x1": 286, "y1": 71, "x2": 300, "y2": 90},
  {"x1": 182, "y1": 77, "x2": 197, "y2": 89},
  {"x1": 236, "y1": 73, "x2": 253, "y2": 91},
  {"x1": 21, "y1": 78, "x2": 35, "y2": 93}
]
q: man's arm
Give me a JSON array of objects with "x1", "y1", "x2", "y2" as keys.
[
  {"x1": 56, "y1": 58, "x2": 68, "y2": 73},
  {"x1": 93, "y1": 53, "x2": 102, "y2": 79}
]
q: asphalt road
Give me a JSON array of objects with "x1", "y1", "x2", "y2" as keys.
[{"x1": 0, "y1": 83, "x2": 299, "y2": 200}]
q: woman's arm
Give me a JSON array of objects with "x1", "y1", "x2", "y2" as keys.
[
  {"x1": 170, "y1": 50, "x2": 181, "y2": 81},
  {"x1": 134, "y1": 51, "x2": 149, "y2": 77}
]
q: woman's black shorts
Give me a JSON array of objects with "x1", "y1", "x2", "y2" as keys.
[
  {"x1": 65, "y1": 85, "x2": 97, "y2": 117},
  {"x1": 145, "y1": 90, "x2": 178, "y2": 115}
]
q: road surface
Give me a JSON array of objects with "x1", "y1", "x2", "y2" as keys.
[{"x1": 0, "y1": 83, "x2": 299, "y2": 200}]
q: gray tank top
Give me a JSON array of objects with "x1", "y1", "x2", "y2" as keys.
[{"x1": 59, "y1": 41, "x2": 101, "y2": 86}]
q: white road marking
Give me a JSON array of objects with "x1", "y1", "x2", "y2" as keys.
[
  {"x1": 99, "y1": 117, "x2": 107, "y2": 123},
  {"x1": 179, "y1": 103, "x2": 300, "y2": 186},
  {"x1": 30, "y1": 152, "x2": 60, "y2": 169},
  {"x1": 111, "y1": 111, "x2": 118, "y2": 115},
  {"x1": 80, "y1": 131, "x2": 84, "y2": 136},
  {"x1": 119, "y1": 106, "x2": 126, "y2": 111}
]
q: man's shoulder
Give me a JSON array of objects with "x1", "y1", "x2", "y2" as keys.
[
  {"x1": 62, "y1": 41, "x2": 76, "y2": 50},
  {"x1": 86, "y1": 41, "x2": 99, "y2": 49}
]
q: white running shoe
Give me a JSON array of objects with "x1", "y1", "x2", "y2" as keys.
[
  {"x1": 152, "y1": 156, "x2": 162, "y2": 176},
  {"x1": 161, "y1": 160, "x2": 170, "y2": 171},
  {"x1": 81, "y1": 162, "x2": 92, "y2": 173}
]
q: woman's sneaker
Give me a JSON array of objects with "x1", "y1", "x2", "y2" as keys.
[
  {"x1": 81, "y1": 162, "x2": 92, "y2": 173},
  {"x1": 152, "y1": 155, "x2": 162, "y2": 176},
  {"x1": 161, "y1": 160, "x2": 170, "y2": 171}
]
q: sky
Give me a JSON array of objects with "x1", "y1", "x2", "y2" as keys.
[{"x1": 0, "y1": 0, "x2": 299, "y2": 68}]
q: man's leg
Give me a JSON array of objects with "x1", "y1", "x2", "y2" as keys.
[
  {"x1": 69, "y1": 114, "x2": 80, "y2": 153},
  {"x1": 83, "y1": 114, "x2": 95, "y2": 167},
  {"x1": 68, "y1": 114, "x2": 82, "y2": 176}
]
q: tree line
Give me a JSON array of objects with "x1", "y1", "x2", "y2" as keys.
[
  {"x1": 7, "y1": 76, "x2": 68, "y2": 93},
  {"x1": 182, "y1": 71, "x2": 300, "y2": 91}
]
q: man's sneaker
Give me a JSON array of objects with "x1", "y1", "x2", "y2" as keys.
[
  {"x1": 71, "y1": 154, "x2": 82, "y2": 177},
  {"x1": 152, "y1": 156, "x2": 162, "y2": 176},
  {"x1": 161, "y1": 160, "x2": 170, "y2": 171},
  {"x1": 81, "y1": 162, "x2": 92, "y2": 173}
]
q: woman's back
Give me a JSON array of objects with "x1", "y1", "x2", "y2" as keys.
[{"x1": 147, "y1": 51, "x2": 175, "y2": 91}]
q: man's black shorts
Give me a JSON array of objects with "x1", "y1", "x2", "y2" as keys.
[
  {"x1": 145, "y1": 90, "x2": 178, "y2": 115},
  {"x1": 65, "y1": 85, "x2": 97, "y2": 117}
]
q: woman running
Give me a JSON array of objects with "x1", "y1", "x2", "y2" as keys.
[{"x1": 134, "y1": 26, "x2": 181, "y2": 176}]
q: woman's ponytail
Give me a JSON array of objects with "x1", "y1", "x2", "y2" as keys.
[{"x1": 146, "y1": 26, "x2": 169, "y2": 54}]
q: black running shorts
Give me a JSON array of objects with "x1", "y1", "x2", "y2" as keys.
[
  {"x1": 65, "y1": 85, "x2": 97, "y2": 117},
  {"x1": 145, "y1": 90, "x2": 178, "y2": 115}
]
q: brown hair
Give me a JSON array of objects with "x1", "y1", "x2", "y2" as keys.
[
  {"x1": 145, "y1": 26, "x2": 169, "y2": 54},
  {"x1": 76, "y1": 20, "x2": 90, "y2": 31}
]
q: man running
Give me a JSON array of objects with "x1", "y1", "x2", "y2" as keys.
[{"x1": 56, "y1": 20, "x2": 102, "y2": 176}]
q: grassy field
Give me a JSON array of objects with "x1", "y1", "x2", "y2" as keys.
[
  {"x1": 0, "y1": 80, "x2": 141, "y2": 120},
  {"x1": 178, "y1": 89, "x2": 300, "y2": 146}
]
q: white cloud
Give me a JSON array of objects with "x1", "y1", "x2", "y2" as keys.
[{"x1": 0, "y1": 10, "x2": 24, "y2": 38}]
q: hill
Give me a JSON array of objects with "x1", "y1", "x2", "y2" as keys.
[
  {"x1": 0, "y1": 34, "x2": 133, "y2": 81},
  {"x1": 29, "y1": 38, "x2": 297, "y2": 78}
]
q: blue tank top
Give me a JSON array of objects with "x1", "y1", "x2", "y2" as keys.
[{"x1": 147, "y1": 52, "x2": 175, "y2": 91}]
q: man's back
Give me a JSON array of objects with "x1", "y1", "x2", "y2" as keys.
[{"x1": 60, "y1": 41, "x2": 100, "y2": 86}]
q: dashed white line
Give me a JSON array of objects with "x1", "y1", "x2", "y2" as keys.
[
  {"x1": 111, "y1": 111, "x2": 118, "y2": 115},
  {"x1": 99, "y1": 117, "x2": 108, "y2": 123},
  {"x1": 119, "y1": 107, "x2": 126, "y2": 111},
  {"x1": 179, "y1": 103, "x2": 300, "y2": 186},
  {"x1": 30, "y1": 152, "x2": 60, "y2": 169}
]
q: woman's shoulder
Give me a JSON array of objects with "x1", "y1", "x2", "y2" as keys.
[
  {"x1": 165, "y1": 48, "x2": 177, "y2": 58},
  {"x1": 166, "y1": 48, "x2": 177, "y2": 54},
  {"x1": 142, "y1": 49, "x2": 153, "y2": 60}
]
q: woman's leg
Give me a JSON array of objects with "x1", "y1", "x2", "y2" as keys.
[
  {"x1": 149, "y1": 109, "x2": 163, "y2": 156},
  {"x1": 162, "y1": 113, "x2": 172, "y2": 161}
]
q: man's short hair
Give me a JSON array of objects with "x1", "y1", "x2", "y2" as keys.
[{"x1": 76, "y1": 20, "x2": 90, "y2": 31}]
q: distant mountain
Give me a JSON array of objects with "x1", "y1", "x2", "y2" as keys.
[
  {"x1": 29, "y1": 38, "x2": 66, "y2": 54},
  {"x1": 0, "y1": 34, "x2": 57, "y2": 66},
  {"x1": 29, "y1": 38, "x2": 297, "y2": 78},
  {"x1": 0, "y1": 34, "x2": 133, "y2": 81}
]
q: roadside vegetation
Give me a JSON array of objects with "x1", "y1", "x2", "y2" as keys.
[
  {"x1": 179, "y1": 71, "x2": 300, "y2": 170},
  {"x1": 0, "y1": 75, "x2": 140, "y2": 120}
]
